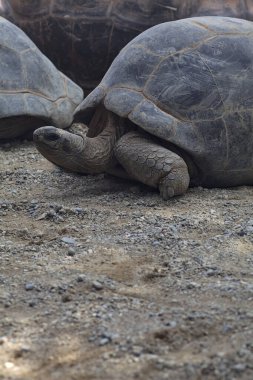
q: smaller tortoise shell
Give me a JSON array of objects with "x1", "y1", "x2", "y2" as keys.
[{"x1": 0, "y1": 17, "x2": 83, "y2": 138}]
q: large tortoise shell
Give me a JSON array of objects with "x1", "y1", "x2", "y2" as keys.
[{"x1": 79, "y1": 17, "x2": 253, "y2": 186}]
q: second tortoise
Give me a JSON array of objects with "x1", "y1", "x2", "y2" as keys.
[{"x1": 0, "y1": 17, "x2": 83, "y2": 139}]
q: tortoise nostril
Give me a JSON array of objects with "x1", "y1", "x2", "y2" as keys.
[{"x1": 45, "y1": 132, "x2": 60, "y2": 141}]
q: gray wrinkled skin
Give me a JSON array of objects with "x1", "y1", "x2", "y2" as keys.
[
  {"x1": 77, "y1": 16, "x2": 253, "y2": 189},
  {"x1": 0, "y1": 17, "x2": 83, "y2": 139}
]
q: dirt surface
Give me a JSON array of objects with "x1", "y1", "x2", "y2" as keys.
[{"x1": 0, "y1": 138, "x2": 253, "y2": 380}]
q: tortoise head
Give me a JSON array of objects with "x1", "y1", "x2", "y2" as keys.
[
  {"x1": 33, "y1": 126, "x2": 87, "y2": 172},
  {"x1": 33, "y1": 122, "x2": 117, "y2": 174}
]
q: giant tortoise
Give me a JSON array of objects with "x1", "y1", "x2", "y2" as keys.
[
  {"x1": 1, "y1": 1, "x2": 253, "y2": 93},
  {"x1": 0, "y1": 17, "x2": 83, "y2": 139},
  {"x1": 34, "y1": 17, "x2": 253, "y2": 199}
]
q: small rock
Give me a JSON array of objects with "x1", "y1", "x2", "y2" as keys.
[
  {"x1": 75, "y1": 207, "x2": 83, "y2": 214},
  {"x1": 186, "y1": 282, "x2": 200, "y2": 289},
  {"x1": 61, "y1": 236, "x2": 76, "y2": 245},
  {"x1": 222, "y1": 324, "x2": 233, "y2": 333},
  {"x1": 47, "y1": 209, "x2": 56, "y2": 217},
  {"x1": 5, "y1": 362, "x2": 14, "y2": 369},
  {"x1": 62, "y1": 294, "x2": 72, "y2": 302},
  {"x1": 92, "y1": 281, "x2": 103, "y2": 291},
  {"x1": 0, "y1": 336, "x2": 7, "y2": 345},
  {"x1": 77, "y1": 274, "x2": 86, "y2": 282},
  {"x1": 28, "y1": 300, "x2": 37, "y2": 307},
  {"x1": 99, "y1": 337, "x2": 110, "y2": 346},
  {"x1": 36, "y1": 212, "x2": 47, "y2": 220},
  {"x1": 233, "y1": 363, "x2": 246, "y2": 372},
  {"x1": 67, "y1": 247, "x2": 76, "y2": 256},
  {"x1": 132, "y1": 345, "x2": 143, "y2": 357},
  {"x1": 206, "y1": 269, "x2": 216, "y2": 277},
  {"x1": 25, "y1": 283, "x2": 34, "y2": 291},
  {"x1": 14, "y1": 346, "x2": 30, "y2": 358},
  {"x1": 165, "y1": 320, "x2": 177, "y2": 328}
]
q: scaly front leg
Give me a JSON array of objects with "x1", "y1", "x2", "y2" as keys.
[{"x1": 114, "y1": 131, "x2": 190, "y2": 199}]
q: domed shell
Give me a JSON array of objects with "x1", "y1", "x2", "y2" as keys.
[
  {"x1": 81, "y1": 17, "x2": 253, "y2": 187},
  {"x1": 0, "y1": 17, "x2": 83, "y2": 138}
]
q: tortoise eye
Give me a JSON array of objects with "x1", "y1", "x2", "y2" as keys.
[{"x1": 45, "y1": 132, "x2": 60, "y2": 141}]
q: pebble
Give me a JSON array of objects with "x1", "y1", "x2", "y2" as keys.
[
  {"x1": 186, "y1": 282, "x2": 200, "y2": 289},
  {"x1": 67, "y1": 247, "x2": 76, "y2": 256},
  {"x1": 25, "y1": 283, "x2": 34, "y2": 291},
  {"x1": 77, "y1": 274, "x2": 87, "y2": 282},
  {"x1": 206, "y1": 269, "x2": 217, "y2": 277},
  {"x1": 61, "y1": 236, "x2": 76, "y2": 245},
  {"x1": 5, "y1": 362, "x2": 14, "y2": 369},
  {"x1": 75, "y1": 207, "x2": 84, "y2": 214},
  {"x1": 28, "y1": 300, "x2": 37, "y2": 307},
  {"x1": 233, "y1": 363, "x2": 246, "y2": 372},
  {"x1": 0, "y1": 336, "x2": 7, "y2": 345},
  {"x1": 14, "y1": 346, "x2": 30, "y2": 358},
  {"x1": 92, "y1": 281, "x2": 103, "y2": 291},
  {"x1": 132, "y1": 345, "x2": 143, "y2": 357},
  {"x1": 62, "y1": 294, "x2": 72, "y2": 302},
  {"x1": 165, "y1": 320, "x2": 177, "y2": 328},
  {"x1": 99, "y1": 337, "x2": 110, "y2": 346}
]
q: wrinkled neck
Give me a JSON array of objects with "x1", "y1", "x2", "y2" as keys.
[{"x1": 72, "y1": 111, "x2": 119, "y2": 174}]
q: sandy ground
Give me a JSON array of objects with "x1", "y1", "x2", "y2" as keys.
[{"x1": 0, "y1": 138, "x2": 253, "y2": 380}]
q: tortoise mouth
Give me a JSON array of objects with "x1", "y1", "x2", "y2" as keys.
[{"x1": 34, "y1": 126, "x2": 60, "y2": 142}]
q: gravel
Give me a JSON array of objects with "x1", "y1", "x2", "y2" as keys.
[{"x1": 0, "y1": 139, "x2": 253, "y2": 380}]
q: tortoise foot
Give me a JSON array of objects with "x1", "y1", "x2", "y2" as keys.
[{"x1": 114, "y1": 131, "x2": 190, "y2": 198}]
